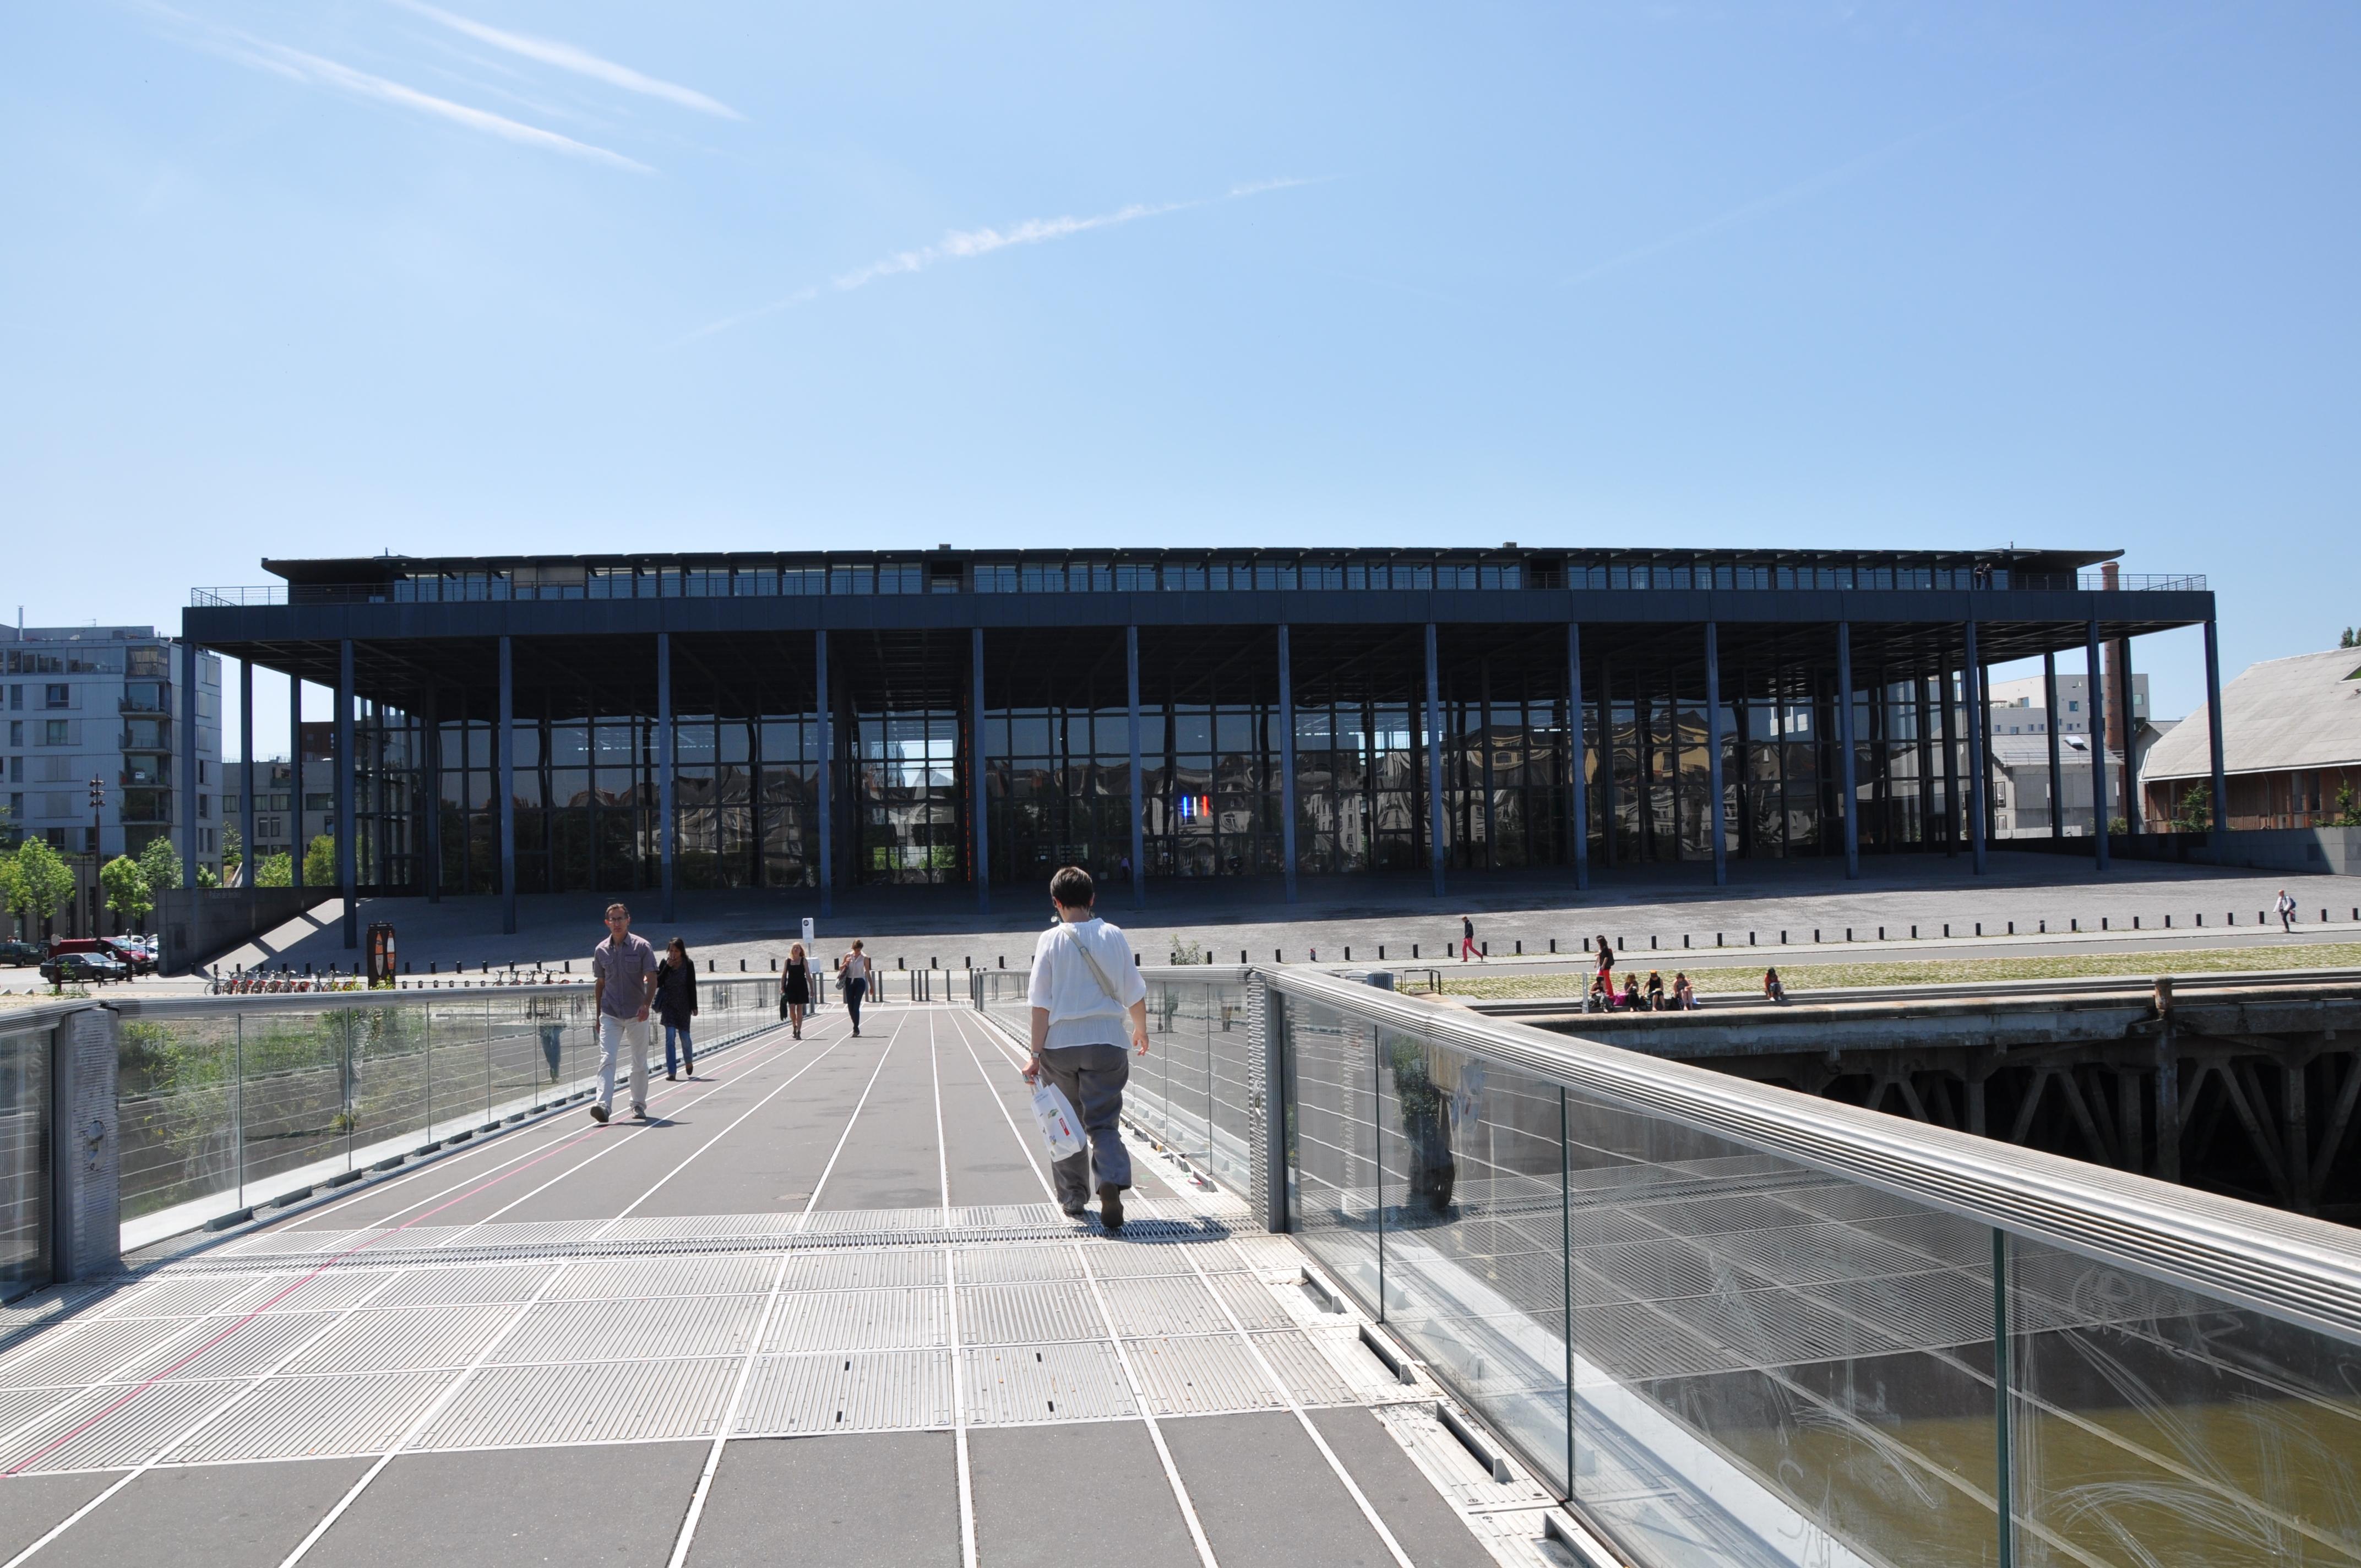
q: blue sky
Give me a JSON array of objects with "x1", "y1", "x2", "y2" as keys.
[{"x1": 3, "y1": 3, "x2": 2353, "y2": 751}]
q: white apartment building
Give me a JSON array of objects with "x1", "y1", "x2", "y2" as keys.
[
  {"x1": 2, "y1": 623, "x2": 224, "y2": 935},
  {"x1": 1987, "y1": 671, "x2": 2150, "y2": 738}
]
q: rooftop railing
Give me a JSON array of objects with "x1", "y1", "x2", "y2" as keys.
[
  {"x1": 975, "y1": 962, "x2": 2360, "y2": 1568},
  {"x1": 192, "y1": 568, "x2": 2208, "y2": 609}
]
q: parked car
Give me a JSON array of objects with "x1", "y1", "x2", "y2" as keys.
[
  {"x1": 40, "y1": 950, "x2": 129, "y2": 986},
  {"x1": 0, "y1": 939, "x2": 42, "y2": 967},
  {"x1": 100, "y1": 938, "x2": 155, "y2": 974},
  {"x1": 50, "y1": 937, "x2": 145, "y2": 976}
]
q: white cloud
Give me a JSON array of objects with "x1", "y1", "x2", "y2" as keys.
[
  {"x1": 390, "y1": 0, "x2": 744, "y2": 121},
  {"x1": 682, "y1": 177, "x2": 1326, "y2": 343}
]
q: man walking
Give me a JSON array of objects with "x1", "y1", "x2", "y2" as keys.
[
  {"x1": 591, "y1": 902, "x2": 659, "y2": 1124},
  {"x1": 1025, "y1": 866, "x2": 1149, "y2": 1232},
  {"x1": 2277, "y1": 889, "x2": 2298, "y2": 932},
  {"x1": 1460, "y1": 914, "x2": 1479, "y2": 962}
]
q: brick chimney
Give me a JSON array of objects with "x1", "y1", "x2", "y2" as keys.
[{"x1": 2101, "y1": 563, "x2": 2125, "y2": 756}]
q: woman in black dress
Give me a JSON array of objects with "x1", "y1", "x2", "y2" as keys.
[{"x1": 780, "y1": 941, "x2": 811, "y2": 1039}]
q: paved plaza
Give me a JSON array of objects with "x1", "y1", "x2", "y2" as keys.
[
  {"x1": 198, "y1": 853, "x2": 2361, "y2": 981},
  {"x1": 0, "y1": 1004, "x2": 1579, "y2": 1568}
]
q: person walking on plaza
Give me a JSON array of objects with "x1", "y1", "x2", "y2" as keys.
[
  {"x1": 780, "y1": 941, "x2": 812, "y2": 1039},
  {"x1": 2277, "y1": 889, "x2": 2298, "y2": 932},
  {"x1": 1025, "y1": 865, "x2": 1150, "y2": 1231},
  {"x1": 1460, "y1": 914, "x2": 1480, "y2": 961},
  {"x1": 656, "y1": 937, "x2": 698, "y2": 1080},
  {"x1": 837, "y1": 940, "x2": 873, "y2": 1037},
  {"x1": 591, "y1": 902, "x2": 658, "y2": 1124}
]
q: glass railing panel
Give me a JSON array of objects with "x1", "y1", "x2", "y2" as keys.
[
  {"x1": 425, "y1": 997, "x2": 492, "y2": 1143},
  {"x1": 1373, "y1": 1016, "x2": 1573, "y2": 1494},
  {"x1": 0, "y1": 1019, "x2": 51, "y2": 1299},
  {"x1": 1562, "y1": 1079, "x2": 2003, "y2": 1567},
  {"x1": 116, "y1": 1010, "x2": 243, "y2": 1222},
  {"x1": 1204, "y1": 977, "x2": 1255, "y2": 1193},
  {"x1": 1279, "y1": 987, "x2": 1384, "y2": 1320},
  {"x1": 233, "y1": 1008, "x2": 356, "y2": 1195},
  {"x1": 2006, "y1": 1234, "x2": 2361, "y2": 1566}
]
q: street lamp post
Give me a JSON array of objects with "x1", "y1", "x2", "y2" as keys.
[{"x1": 88, "y1": 774, "x2": 105, "y2": 936}]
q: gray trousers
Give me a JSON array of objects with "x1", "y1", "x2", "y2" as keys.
[{"x1": 1038, "y1": 1043, "x2": 1132, "y2": 1206}]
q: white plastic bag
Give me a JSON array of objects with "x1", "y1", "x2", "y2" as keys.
[{"x1": 1031, "y1": 1081, "x2": 1086, "y2": 1162}]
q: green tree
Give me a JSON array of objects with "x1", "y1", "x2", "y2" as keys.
[
  {"x1": 195, "y1": 863, "x2": 220, "y2": 889},
  {"x1": 2332, "y1": 781, "x2": 2361, "y2": 829},
  {"x1": 137, "y1": 834, "x2": 183, "y2": 894},
  {"x1": 2172, "y1": 782, "x2": 2212, "y2": 832},
  {"x1": 302, "y1": 834, "x2": 338, "y2": 888},
  {"x1": 2343, "y1": 627, "x2": 2357, "y2": 649},
  {"x1": 221, "y1": 824, "x2": 242, "y2": 881},
  {"x1": 100, "y1": 854, "x2": 155, "y2": 930},
  {"x1": 253, "y1": 851, "x2": 292, "y2": 887},
  {"x1": 8, "y1": 839, "x2": 77, "y2": 955}
]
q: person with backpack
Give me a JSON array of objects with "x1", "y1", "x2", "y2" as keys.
[
  {"x1": 1024, "y1": 865, "x2": 1150, "y2": 1231},
  {"x1": 2276, "y1": 889, "x2": 2298, "y2": 932}
]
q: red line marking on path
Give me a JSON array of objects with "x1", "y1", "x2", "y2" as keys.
[{"x1": 4, "y1": 1026, "x2": 801, "y2": 1477}]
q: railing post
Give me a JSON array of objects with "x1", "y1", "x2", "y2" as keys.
[
  {"x1": 234, "y1": 1013, "x2": 245, "y2": 1208},
  {"x1": 2204, "y1": 618, "x2": 2229, "y2": 848},
  {"x1": 1706, "y1": 622, "x2": 1727, "y2": 886},
  {"x1": 1250, "y1": 973, "x2": 1286, "y2": 1234},
  {"x1": 1837, "y1": 622, "x2": 1859, "y2": 879},
  {"x1": 2087, "y1": 619, "x2": 2109, "y2": 870},
  {"x1": 50, "y1": 1006, "x2": 121, "y2": 1282},
  {"x1": 1568, "y1": 623, "x2": 1588, "y2": 891},
  {"x1": 1993, "y1": 1227, "x2": 2016, "y2": 1568}
]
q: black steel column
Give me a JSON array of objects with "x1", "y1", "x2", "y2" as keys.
[
  {"x1": 1940, "y1": 664, "x2": 1960, "y2": 857},
  {"x1": 1706, "y1": 623, "x2": 1727, "y2": 886},
  {"x1": 2043, "y1": 653, "x2": 2064, "y2": 841},
  {"x1": 1978, "y1": 657, "x2": 1997, "y2": 847},
  {"x1": 1127, "y1": 625, "x2": 1145, "y2": 909},
  {"x1": 498, "y1": 636, "x2": 517, "y2": 934},
  {"x1": 972, "y1": 626, "x2": 989, "y2": 912},
  {"x1": 1568, "y1": 623, "x2": 1587, "y2": 890},
  {"x1": 2118, "y1": 633, "x2": 2141, "y2": 833},
  {"x1": 180, "y1": 640, "x2": 200, "y2": 895},
  {"x1": 1477, "y1": 660, "x2": 1494, "y2": 871},
  {"x1": 422, "y1": 686, "x2": 441, "y2": 903},
  {"x1": 1596, "y1": 659, "x2": 1615, "y2": 869},
  {"x1": 815, "y1": 629, "x2": 833, "y2": 917},
  {"x1": 2204, "y1": 618, "x2": 2229, "y2": 849},
  {"x1": 289, "y1": 668, "x2": 304, "y2": 890},
  {"x1": 2086, "y1": 619, "x2": 2109, "y2": 870},
  {"x1": 1837, "y1": 622, "x2": 1859, "y2": 879},
  {"x1": 1964, "y1": 619, "x2": 1988, "y2": 875},
  {"x1": 657, "y1": 633, "x2": 676, "y2": 922},
  {"x1": 1425, "y1": 622, "x2": 1445, "y2": 897},
  {"x1": 336, "y1": 639, "x2": 356, "y2": 948},
  {"x1": 237, "y1": 660, "x2": 254, "y2": 895},
  {"x1": 1278, "y1": 625, "x2": 1297, "y2": 903},
  {"x1": 1913, "y1": 677, "x2": 1934, "y2": 850}
]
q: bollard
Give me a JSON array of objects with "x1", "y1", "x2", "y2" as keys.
[
  {"x1": 2008, "y1": 922, "x2": 2015, "y2": 935},
  {"x1": 1975, "y1": 923, "x2": 1982, "y2": 937},
  {"x1": 999, "y1": 956, "x2": 1007, "y2": 968},
  {"x1": 1345, "y1": 946, "x2": 1352, "y2": 961},
  {"x1": 897, "y1": 957, "x2": 905, "y2": 970},
  {"x1": 1749, "y1": 932, "x2": 1757, "y2": 945},
  {"x1": 2163, "y1": 916, "x2": 2170, "y2": 928},
  {"x1": 1846, "y1": 928, "x2": 1853, "y2": 942},
  {"x1": 1683, "y1": 934, "x2": 1690, "y2": 949},
  {"x1": 1877, "y1": 927, "x2": 1884, "y2": 941},
  {"x1": 1413, "y1": 944, "x2": 1419, "y2": 958},
  {"x1": 1379, "y1": 945, "x2": 1386, "y2": 960},
  {"x1": 430, "y1": 961, "x2": 437, "y2": 974},
  {"x1": 2133, "y1": 916, "x2": 2140, "y2": 930},
  {"x1": 1276, "y1": 949, "x2": 1283, "y2": 963},
  {"x1": 1780, "y1": 930, "x2": 1787, "y2": 944},
  {"x1": 1583, "y1": 937, "x2": 1592, "y2": 952},
  {"x1": 2039, "y1": 920, "x2": 2046, "y2": 933},
  {"x1": 1813, "y1": 929, "x2": 1819, "y2": 943},
  {"x1": 1944, "y1": 924, "x2": 1951, "y2": 939},
  {"x1": 2194, "y1": 914, "x2": 2201, "y2": 927},
  {"x1": 1651, "y1": 935, "x2": 1658, "y2": 950},
  {"x1": 1911, "y1": 925, "x2": 1917, "y2": 940},
  {"x1": 2102, "y1": 918, "x2": 2108, "y2": 931},
  {"x1": 2071, "y1": 919, "x2": 2078, "y2": 932},
  {"x1": 1514, "y1": 940, "x2": 1521, "y2": 955},
  {"x1": 1716, "y1": 933, "x2": 1723, "y2": 948},
  {"x1": 1548, "y1": 939, "x2": 1555, "y2": 954},
  {"x1": 1482, "y1": 941, "x2": 1489, "y2": 957},
  {"x1": 1241, "y1": 950, "x2": 1248, "y2": 965},
  {"x1": 741, "y1": 959, "x2": 748, "y2": 972}
]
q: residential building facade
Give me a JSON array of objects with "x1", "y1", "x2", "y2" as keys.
[{"x1": 2, "y1": 623, "x2": 224, "y2": 934}]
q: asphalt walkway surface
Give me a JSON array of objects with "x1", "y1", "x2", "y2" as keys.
[{"x1": 0, "y1": 1003, "x2": 1542, "y2": 1568}]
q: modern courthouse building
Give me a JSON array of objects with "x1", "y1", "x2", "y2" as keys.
[{"x1": 181, "y1": 548, "x2": 2224, "y2": 924}]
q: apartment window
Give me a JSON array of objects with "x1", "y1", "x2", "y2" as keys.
[
  {"x1": 197, "y1": 760, "x2": 209, "y2": 784},
  {"x1": 222, "y1": 794, "x2": 240, "y2": 813},
  {"x1": 4, "y1": 757, "x2": 16, "y2": 783},
  {"x1": 43, "y1": 721, "x2": 69, "y2": 746},
  {"x1": 304, "y1": 793, "x2": 333, "y2": 811},
  {"x1": 198, "y1": 796, "x2": 210, "y2": 819},
  {"x1": 268, "y1": 793, "x2": 290, "y2": 812},
  {"x1": 200, "y1": 829, "x2": 213, "y2": 852},
  {"x1": 258, "y1": 816, "x2": 282, "y2": 839},
  {"x1": 6, "y1": 722, "x2": 17, "y2": 747},
  {"x1": 7, "y1": 793, "x2": 19, "y2": 822},
  {"x1": 6, "y1": 686, "x2": 19, "y2": 710},
  {"x1": 43, "y1": 684, "x2": 68, "y2": 709},
  {"x1": 2068, "y1": 701, "x2": 2080, "y2": 712}
]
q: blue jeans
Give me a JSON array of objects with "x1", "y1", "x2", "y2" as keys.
[{"x1": 663, "y1": 1023, "x2": 695, "y2": 1076}]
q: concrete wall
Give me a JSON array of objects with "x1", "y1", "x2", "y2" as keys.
[
  {"x1": 2012, "y1": 826, "x2": 2361, "y2": 877},
  {"x1": 49, "y1": 1005, "x2": 119, "y2": 1281},
  {"x1": 159, "y1": 886, "x2": 333, "y2": 973}
]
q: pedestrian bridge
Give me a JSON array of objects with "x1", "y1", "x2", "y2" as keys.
[{"x1": 2, "y1": 966, "x2": 2358, "y2": 1567}]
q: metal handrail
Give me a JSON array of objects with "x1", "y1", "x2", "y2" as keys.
[
  {"x1": 1269, "y1": 966, "x2": 2361, "y2": 1346},
  {"x1": 1466, "y1": 963, "x2": 2361, "y2": 1016}
]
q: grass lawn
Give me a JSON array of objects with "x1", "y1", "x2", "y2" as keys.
[{"x1": 1435, "y1": 942, "x2": 2361, "y2": 1000}]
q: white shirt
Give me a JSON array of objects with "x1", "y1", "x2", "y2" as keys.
[{"x1": 1028, "y1": 917, "x2": 1148, "y2": 1049}]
